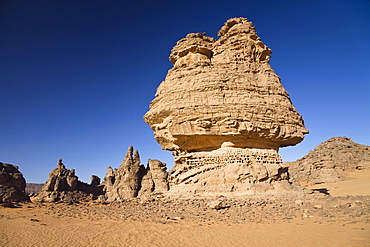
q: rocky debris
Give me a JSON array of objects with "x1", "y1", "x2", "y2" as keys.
[
  {"x1": 32, "y1": 194, "x2": 370, "y2": 227},
  {"x1": 0, "y1": 162, "x2": 30, "y2": 203},
  {"x1": 144, "y1": 17, "x2": 308, "y2": 193},
  {"x1": 207, "y1": 200, "x2": 230, "y2": 210},
  {"x1": 287, "y1": 137, "x2": 370, "y2": 186},
  {"x1": 35, "y1": 159, "x2": 104, "y2": 203},
  {"x1": 35, "y1": 190, "x2": 97, "y2": 204},
  {"x1": 103, "y1": 146, "x2": 169, "y2": 201}
]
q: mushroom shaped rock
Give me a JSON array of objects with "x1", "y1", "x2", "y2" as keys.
[{"x1": 144, "y1": 17, "x2": 308, "y2": 193}]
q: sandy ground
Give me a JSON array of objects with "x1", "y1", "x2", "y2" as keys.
[
  {"x1": 1, "y1": 171, "x2": 369, "y2": 247},
  {"x1": 309, "y1": 169, "x2": 370, "y2": 197},
  {"x1": 0, "y1": 209, "x2": 368, "y2": 247}
]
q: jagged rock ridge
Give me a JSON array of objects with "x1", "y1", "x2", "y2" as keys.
[
  {"x1": 287, "y1": 137, "x2": 370, "y2": 186},
  {"x1": 144, "y1": 17, "x2": 308, "y2": 193},
  {"x1": 35, "y1": 159, "x2": 104, "y2": 203},
  {"x1": 103, "y1": 146, "x2": 169, "y2": 201}
]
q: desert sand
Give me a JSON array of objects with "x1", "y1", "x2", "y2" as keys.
[
  {"x1": 1, "y1": 170, "x2": 370, "y2": 247},
  {"x1": 309, "y1": 169, "x2": 370, "y2": 197},
  {"x1": 0, "y1": 210, "x2": 368, "y2": 247}
]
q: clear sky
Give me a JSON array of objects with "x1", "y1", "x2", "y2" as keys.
[{"x1": 1, "y1": 0, "x2": 369, "y2": 183}]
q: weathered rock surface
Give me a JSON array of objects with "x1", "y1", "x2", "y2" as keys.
[
  {"x1": 35, "y1": 159, "x2": 104, "y2": 203},
  {"x1": 287, "y1": 137, "x2": 370, "y2": 186},
  {"x1": 41, "y1": 159, "x2": 79, "y2": 192},
  {"x1": 103, "y1": 146, "x2": 169, "y2": 201},
  {"x1": 138, "y1": 159, "x2": 169, "y2": 197},
  {"x1": 104, "y1": 146, "x2": 142, "y2": 201},
  {"x1": 0, "y1": 162, "x2": 30, "y2": 203},
  {"x1": 144, "y1": 17, "x2": 308, "y2": 193},
  {"x1": 144, "y1": 17, "x2": 308, "y2": 153}
]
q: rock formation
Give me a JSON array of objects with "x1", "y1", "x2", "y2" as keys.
[
  {"x1": 138, "y1": 159, "x2": 169, "y2": 197},
  {"x1": 0, "y1": 162, "x2": 30, "y2": 203},
  {"x1": 144, "y1": 17, "x2": 308, "y2": 193},
  {"x1": 103, "y1": 146, "x2": 169, "y2": 201},
  {"x1": 104, "y1": 146, "x2": 142, "y2": 201},
  {"x1": 42, "y1": 159, "x2": 79, "y2": 192},
  {"x1": 36, "y1": 159, "x2": 104, "y2": 202},
  {"x1": 287, "y1": 137, "x2": 370, "y2": 186}
]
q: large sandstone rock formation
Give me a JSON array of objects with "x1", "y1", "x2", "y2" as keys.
[
  {"x1": 288, "y1": 137, "x2": 370, "y2": 186},
  {"x1": 0, "y1": 162, "x2": 30, "y2": 203},
  {"x1": 144, "y1": 17, "x2": 308, "y2": 193},
  {"x1": 36, "y1": 159, "x2": 104, "y2": 202},
  {"x1": 103, "y1": 146, "x2": 169, "y2": 201}
]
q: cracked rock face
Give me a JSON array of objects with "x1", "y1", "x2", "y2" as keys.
[{"x1": 144, "y1": 18, "x2": 308, "y2": 193}]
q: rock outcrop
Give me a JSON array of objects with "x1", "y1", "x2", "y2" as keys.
[
  {"x1": 144, "y1": 17, "x2": 308, "y2": 193},
  {"x1": 287, "y1": 137, "x2": 370, "y2": 186},
  {"x1": 0, "y1": 162, "x2": 30, "y2": 203},
  {"x1": 42, "y1": 159, "x2": 79, "y2": 192},
  {"x1": 138, "y1": 159, "x2": 169, "y2": 197},
  {"x1": 103, "y1": 146, "x2": 169, "y2": 201},
  {"x1": 36, "y1": 159, "x2": 104, "y2": 202},
  {"x1": 104, "y1": 146, "x2": 142, "y2": 201}
]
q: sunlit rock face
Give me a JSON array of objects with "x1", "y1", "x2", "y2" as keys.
[{"x1": 144, "y1": 18, "x2": 308, "y2": 193}]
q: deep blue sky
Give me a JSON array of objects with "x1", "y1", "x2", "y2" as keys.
[{"x1": 1, "y1": 0, "x2": 369, "y2": 183}]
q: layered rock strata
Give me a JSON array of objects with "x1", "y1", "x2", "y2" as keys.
[
  {"x1": 144, "y1": 17, "x2": 308, "y2": 193},
  {"x1": 288, "y1": 137, "x2": 370, "y2": 186},
  {"x1": 168, "y1": 143, "x2": 289, "y2": 193},
  {"x1": 103, "y1": 146, "x2": 169, "y2": 201},
  {"x1": 36, "y1": 159, "x2": 104, "y2": 202},
  {"x1": 0, "y1": 162, "x2": 30, "y2": 203}
]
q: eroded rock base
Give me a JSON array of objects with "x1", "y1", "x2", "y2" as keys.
[{"x1": 169, "y1": 146, "x2": 290, "y2": 194}]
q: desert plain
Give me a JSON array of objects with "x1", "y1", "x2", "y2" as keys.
[{"x1": 1, "y1": 170, "x2": 369, "y2": 247}]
